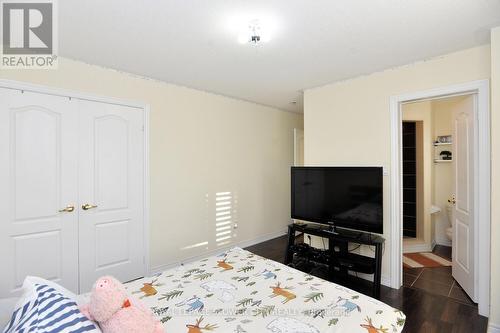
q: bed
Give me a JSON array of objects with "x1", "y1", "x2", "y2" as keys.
[{"x1": 124, "y1": 247, "x2": 405, "y2": 333}]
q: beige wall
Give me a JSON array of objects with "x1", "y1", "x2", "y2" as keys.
[
  {"x1": 0, "y1": 58, "x2": 303, "y2": 270},
  {"x1": 431, "y1": 96, "x2": 474, "y2": 247},
  {"x1": 431, "y1": 98, "x2": 453, "y2": 246},
  {"x1": 490, "y1": 27, "x2": 500, "y2": 329},
  {"x1": 304, "y1": 45, "x2": 490, "y2": 281}
]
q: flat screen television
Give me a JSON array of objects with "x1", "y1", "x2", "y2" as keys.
[{"x1": 291, "y1": 166, "x2": 383, "y2": 234}]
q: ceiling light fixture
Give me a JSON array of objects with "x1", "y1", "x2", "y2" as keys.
[{"x1": 237, "y1": 19, "x2": 271, "y2": 45}]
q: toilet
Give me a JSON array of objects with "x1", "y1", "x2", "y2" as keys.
[{"x1": 445, "y1": 204, "x2": 453, "y2": 241}]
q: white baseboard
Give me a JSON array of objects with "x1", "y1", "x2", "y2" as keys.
[
  {"x1": 150, "y1": 228, "x2": 287, "y2": 275},
  {"x1": 381, "y1": 275, "x2": 391, "y2": 288},
  {"x1": 488, "y1": 322, "x2": 500, "y2": 333},
  {"x1": 236, "y1": 229, "x2": 288, "y2": 249},
  {"x1": 403, "y1": 242, "x2": 433, "y2": 253},
  {"x1": 435, "y1": 236, "x2": 452, "y2": 247},
  {"x1": 404, "y1": 239, "x2": 452, "y2": 253}
]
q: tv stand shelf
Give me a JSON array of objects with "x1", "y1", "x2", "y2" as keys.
[{"x1": 284, "y1": 223, "x2": 385, "y2": 298}]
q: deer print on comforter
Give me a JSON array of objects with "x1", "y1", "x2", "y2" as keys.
[{"x1": 125, "y1": 247, "x2": 405, "y2": 332}]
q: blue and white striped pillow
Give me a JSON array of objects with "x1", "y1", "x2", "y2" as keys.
[{"x1": 3, "y1": 283, "x2": 97, "y2": 333}]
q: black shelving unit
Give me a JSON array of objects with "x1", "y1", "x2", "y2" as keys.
[
  {"x1": 284, "y1": 223, "x2": 385, "y2": 299},
  {"x1": 402, "y1": 122, "x2": 417, "y2": 238}
]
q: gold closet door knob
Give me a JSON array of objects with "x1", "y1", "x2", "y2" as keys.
[
  {"x1": 59, "y1": 205, "x2": 75, "y2": 213},
  {"x1": 82, "y1": 204, "x2": 98, "y2": 210}
]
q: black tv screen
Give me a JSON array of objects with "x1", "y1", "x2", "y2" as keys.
[{"x1": 291, "y1": 167, "x2": 383, "y2": 234}]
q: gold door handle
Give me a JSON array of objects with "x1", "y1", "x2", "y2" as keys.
[
  {"x1": 59, "y1": 205, "x2": 75, "y2": 213},
  {"x1": 82, "y1": 204, "x2": 98, "y2": 211}
]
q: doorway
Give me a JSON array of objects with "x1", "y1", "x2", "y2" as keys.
[
  {"x1": 389, "y1": 80, "x2": 490, "y2": 317},
  {"x1": 400, "y1": 95, "x2": 476, "y2": 306}
]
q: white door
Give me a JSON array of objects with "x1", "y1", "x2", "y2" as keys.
[
  {"x1": 451, "y1": 95, "x2": 476, "y2": 301},
  {"x1": 0, "y1": 89, "x2": 79, "y2": 296},
  {"x1": 78, "y1": 100, "x2": 145, "y2": 292}
]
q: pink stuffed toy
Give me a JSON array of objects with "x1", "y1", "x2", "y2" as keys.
[{"x1": 80, "y1": 276, "x2": 164, "y2": 333}]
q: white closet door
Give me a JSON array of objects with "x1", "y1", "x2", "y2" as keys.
[
  {"x1": 78, "y1": 100, "x2": 145, "y2": 292},
  {"x1": 0, "y1": 89, "x2": 79, "y2": 297}
]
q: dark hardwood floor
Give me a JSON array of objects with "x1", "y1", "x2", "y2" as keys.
[{"x1": 245, "y1": 236, "x2": 488, "y2": 333}]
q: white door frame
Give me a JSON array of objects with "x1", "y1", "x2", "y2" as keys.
[
  {"x1": 0, "y1": 79, "x2": 152, "y2": 276},
  {"x1": 390, "y1": 79, "x2": 490, "y2": 317}
]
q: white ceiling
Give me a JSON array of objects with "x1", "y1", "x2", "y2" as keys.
[{"x1": 59, "y1": 0, "x2": 500, "y2": 113}]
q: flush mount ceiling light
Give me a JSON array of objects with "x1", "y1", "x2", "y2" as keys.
[{"x1": 237, "y1": 19, "x2": 272, "y2": 45}]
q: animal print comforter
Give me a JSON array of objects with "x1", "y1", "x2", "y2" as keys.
[{"x1": 125, "y1": 247, "x2": 405, "y2": 333}]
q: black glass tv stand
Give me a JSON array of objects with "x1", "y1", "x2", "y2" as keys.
[
  {"x1": 322, "y1": 224, "x2": 363, "y2": 239},
  {"x1": 284, "y1": 222, "x2": 385, "y2": 298}
]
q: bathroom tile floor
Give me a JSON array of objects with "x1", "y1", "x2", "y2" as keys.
[{"x1": 403, "y1": 245, "x2": 475, "y2": 306}]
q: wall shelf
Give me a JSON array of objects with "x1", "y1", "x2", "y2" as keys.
[{"x1": 434, "y1": 136, "x2": 452, "y2": 161}]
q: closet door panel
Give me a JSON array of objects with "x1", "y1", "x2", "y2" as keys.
[
  {"x1": 0, "y1": 89, "x2": 79, "y2": 297},
  {"x1": 95, "y1": 116, "x2": 129, "y2": 210},
  {"x1": 78, "y1": 100, "x2": 145, "y2": 292}
]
